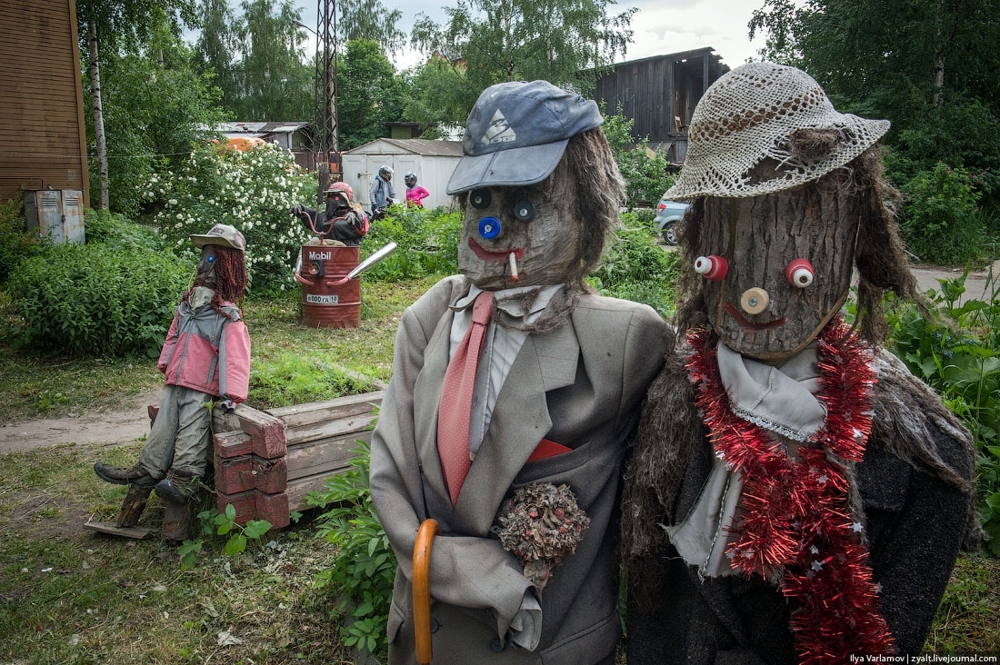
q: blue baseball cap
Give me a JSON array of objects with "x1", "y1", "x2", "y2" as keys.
[{"x1": 446, "y1": 80, "x2": 604, "y2": 195}]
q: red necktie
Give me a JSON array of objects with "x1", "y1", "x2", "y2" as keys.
[{"x1": 437, "y1": 291, "x2": 493, "y2": 506}]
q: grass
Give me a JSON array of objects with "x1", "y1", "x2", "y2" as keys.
[{"x1": 1, "y1": 276, "x2": 999, "y2": 661}]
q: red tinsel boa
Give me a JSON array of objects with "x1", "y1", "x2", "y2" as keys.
[{"x1": 687, "y1": 319, "x2": 895, "y2": 663}]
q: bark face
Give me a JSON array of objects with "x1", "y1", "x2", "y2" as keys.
[
  {"x1": 700, "y1": 172, "x2": 860, "y2": 362},
  {"x1": 87, "y1": 21, "x2": 109, "y2": 210},
  {"x1": 458, "y1": 162, "x2": 580, "y2": 291}
]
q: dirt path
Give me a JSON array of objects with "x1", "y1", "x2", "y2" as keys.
[{"x1": 0, "y1": 387, "x2": 162, "y2": 454}]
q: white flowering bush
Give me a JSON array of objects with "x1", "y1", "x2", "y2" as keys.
[{"x1": 147, "y1": 144, "x2": 315, "y2": 292}]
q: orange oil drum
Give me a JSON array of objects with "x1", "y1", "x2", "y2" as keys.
[{"x1": 299, "y1": 245, "x2": 361, "y2": 328}]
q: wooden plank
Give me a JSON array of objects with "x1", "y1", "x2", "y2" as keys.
[
  {"x1": 214, "y1": 430, "x2": 252, "y2": 459},
  {"x1": 284, "y1": 431, "x2": 367, "y2": 481},
  {"x1": 286, "y1": 468, "x2": 352, "y2": 513},
  {"x1": 267, "y1": 390, "x2": 384, "y2": 429},
  {"x1": 83, "y1": 521, "x2": 153, "y2": 539},
  {"x1": 284, "y1": 413, "x2": 377, "y2": 447}
]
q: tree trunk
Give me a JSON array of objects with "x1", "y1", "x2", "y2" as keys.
[
  {"x1": 700, "y1": 171, "x2": 860, "y2": 362},
  {"x1": 87, "y1": 21, "x2": 109, "y2": 210}
]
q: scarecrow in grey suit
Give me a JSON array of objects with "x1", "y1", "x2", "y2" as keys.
[
  {"x1": 369, "y1": 80, "x2": 670, "y2": 664},
  {"x1": 621, "y1": 62, "x2": 980, "y2": 664}
]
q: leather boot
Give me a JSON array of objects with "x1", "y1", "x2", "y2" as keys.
[
  {"x1": 94, "y1": 462, "x2": 156, "y2": 488},
  {"x1": 154, "y1": 471, "x2": 200, "y2": 504}
]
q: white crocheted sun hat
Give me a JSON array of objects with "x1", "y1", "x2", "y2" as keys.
[{"x1": 666, "y1": 62, "x2": 890, "y2": 199}]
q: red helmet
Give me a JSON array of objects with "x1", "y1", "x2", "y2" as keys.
[{"x1": 325, "y1": 181, "x2": 355, "y2": 201}]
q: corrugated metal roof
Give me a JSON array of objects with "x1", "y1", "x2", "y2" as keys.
[{"x1": 346, "y1": 138, "x2": 464, "y2": 157}]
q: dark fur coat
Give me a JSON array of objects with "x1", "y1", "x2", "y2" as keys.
[{"x1": 620, "y1": 339, "x2": 979, "y2": 664}]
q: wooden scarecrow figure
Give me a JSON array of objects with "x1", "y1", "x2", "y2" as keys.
[
  {"x1": 620, "y1": 62, "x2": 980, "y2": 664},
  {"x1": 369, "y1": 80, "x2": 670, "y2": 664},
  {"x1": 94, "y1": 224, "x2": 251, "y2": 535},
  {"x1": 291, "y1": 180, "x2": 369, "y2": 245}
]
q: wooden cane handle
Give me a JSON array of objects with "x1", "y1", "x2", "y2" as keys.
[{"x1": 413, "y1": 519, "x2": 439, "y2": 665}]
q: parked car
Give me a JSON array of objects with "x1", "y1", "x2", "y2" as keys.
[{"x1": 653, "y1": 196, "x2": 690, "y2": 246}]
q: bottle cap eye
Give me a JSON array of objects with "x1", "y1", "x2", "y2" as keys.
[
  {"x1": 470, "y1": 189, "x2": 491, "y2": 209},
  {"x1": 694, "y1": 255, "x2": 728, "y2": 281},
  {"x1": 785, "y1": 259, "x2": 815, "y2": 288},
  {"x1": 513, "y1": 200, "x2": 535, "y2": 221}
]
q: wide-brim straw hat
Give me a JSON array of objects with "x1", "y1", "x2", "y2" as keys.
[{"x1": 666, "y1": 62, "x2": 890, "y2": 199}]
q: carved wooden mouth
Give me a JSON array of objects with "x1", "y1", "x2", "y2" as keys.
[
  {"x1": 723, "y1": 303, "x2": 786, "y2": 331},
  {"x1": 468, "y1": 237, "x2": 523, "y2": 262}
]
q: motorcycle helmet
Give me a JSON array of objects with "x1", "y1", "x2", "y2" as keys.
[
  {"x1": 378, "y1": 165, "x2": 393, "y2": 179},
  {"x1": 325, "y1": 181, "x2": 355, "y2": 202},
  {"x1": 404, "y1": 172, "x2": 417, "y2": 188}
]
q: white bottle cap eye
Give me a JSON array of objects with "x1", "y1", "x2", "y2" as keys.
[
  {"x1": 785, "y1": 259, "x2": 815, "y2": 288},
  {"x1": 694, "y1": 255, "x2": 728, "y2": 281}
]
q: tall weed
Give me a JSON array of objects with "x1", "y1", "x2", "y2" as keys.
[
  {"x1": 887, "y1": 270, "x2": 1000, "y2": 553},
  {"x1": 308, "y1": 441, "x2": 396, "y2": 661}
]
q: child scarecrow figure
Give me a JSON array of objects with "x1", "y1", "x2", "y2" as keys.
[
  {"x1": 94, "y1": 224, "x2": 251, "y2": 521},
  {"x1": 620, "y1": 63, "x2": 980, "y2": 664},
  {"x1": 369, "y1": 80, "x2": 670, "y2": 665}
]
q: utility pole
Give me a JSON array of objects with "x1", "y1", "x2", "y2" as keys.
[{"x1": 315, "y1": 0, "x2": 340, "y2": 206}]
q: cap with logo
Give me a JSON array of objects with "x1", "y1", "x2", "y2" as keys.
[
  {"x1": 190, "y1": 224, "x2": 246, "y2": 252},
  {"x1": 445, "y1": 80, "x2": 604, "y2": 195}
]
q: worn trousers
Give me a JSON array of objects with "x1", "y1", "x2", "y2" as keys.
[{"x1": 137, "y1": 384, "x2": 214, "y2": 478}]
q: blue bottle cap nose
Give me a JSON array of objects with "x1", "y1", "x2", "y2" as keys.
[{"x1": 479, "y1": 216, "x2": 501, "y2": 240}]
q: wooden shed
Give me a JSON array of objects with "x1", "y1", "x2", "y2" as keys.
[
  {"x1": 342, "y1": 138, "x2": 464, "y2": 211},
  {"x1": 0, "y1": 0, "x2": 90, "y2": 208},
  {"x1": 593, "y1": 47, "x2": 729, "y2": 164}
]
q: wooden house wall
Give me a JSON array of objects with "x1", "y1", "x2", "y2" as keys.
[
  {"x1": 0, "y1": 0, "x2": 90, "y2": 207},
  {"x1": 594, "y1": 57, "x2": 675, "y2": 144}
]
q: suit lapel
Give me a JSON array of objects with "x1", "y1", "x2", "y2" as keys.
[{"x1": 456, "y1": 320, "x2": 580, "y2": 530}]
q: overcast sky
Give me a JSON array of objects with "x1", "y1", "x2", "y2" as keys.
[{"x1": 295, "y1": 0, "x2": 767, "y2": 71}]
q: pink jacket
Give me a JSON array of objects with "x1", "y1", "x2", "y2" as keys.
[
  {"x1": 157, "y1": 298, "x2": 251, "y2": 404},
  {"x1": 405, "y1": 186, "x2": 429, "y2": 206}
]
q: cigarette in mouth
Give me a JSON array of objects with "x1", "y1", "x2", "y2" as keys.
[{"x1": 508, "y1": 251, "x2": 519, "y2": 281}]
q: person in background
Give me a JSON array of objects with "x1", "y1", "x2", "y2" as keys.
[
  {"x1": 404, "y1": 171, "x2": 430, "y2": 207},
  {"x1": 370, "y1": 164, "x2": 396, "y2": 215}
]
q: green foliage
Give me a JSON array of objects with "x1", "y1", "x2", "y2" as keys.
[
  {"x1": 309, "y1": 441, "x2": 396, "y2": 660},
  {"x1": 149, "y1": 143, "x2": 314, "y2": 292},
  {"x1": 179, "y1": 503, "x2": 273, "y2": 569},
  {"x1": 0, "y1": 197, "x2": 45, "y2": 285},
  {"x1": 602, "y1": 108, "x2": 675, "y2": 208},
  {"x1": 402, "y1": 57, "x2": 478, "y2": 130},
  {"x1": 901, "y1": 163, "x2": 984, "y2": 265},
  {"x1": 83, "y1": 209, "x2": 162, "y2": 252},
  {"x1": 6, "y1": 241, "x2": 192, "y2": 358},
  {"x1": 84, "y1": 22, "x2": 230, "y2": 215},
  {"x1": 886, "y1": 272, "x2": 1000, "y2": 554},
  {"x1": 589, "y1": 212, "x2": 680, "y2": 317},
  {"x1": 409, "y1": 0, "x2": 635, "y2": 98},
  {"x1": 248, "y1": 351, "x2": 377, "y2": 408},
  {"x1": 338, "y1": 40, "x2": 408, "y2": 150},
  {"x1": 362, "y1": 204, "x2": 462, "y2": 281}
]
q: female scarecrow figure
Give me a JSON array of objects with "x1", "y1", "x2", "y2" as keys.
[
  {"x1": 621, "y1": 63, "x2": 979, "y2": 664},
  {"x1": 95, "y1": 224, "x2": 250, "y2": 514},
  {"x1": 369, "y1": 80, "x2": 670, "y2": 665}
]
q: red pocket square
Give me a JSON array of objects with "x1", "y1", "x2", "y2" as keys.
[{"x1": 527, "y1": 438, "x2": 572, "y2": 463}]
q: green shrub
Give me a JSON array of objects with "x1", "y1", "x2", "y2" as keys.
[
  {"x1": 886, "y1": 272, "x2": 1000, "y2": 555},
  {"x1": 309, "y1": 441, "x2": 396, "y2": 661},
  {"x1": 362, "y1": 204, "x2": 462, "y2": 281},
  {"x1": 83, "y1": 209, "x2": 163, "y2": 252},
  {"x1": 0, "y1": 197, "x2": 45, "y2": 284},
  {"x1": 149, "y1": 144, "x2": 315, "y2": 293},
  {"x1": 590, "y1": 213, "x2": 680, "y2": 317},
  {"x1": 902, "y1": 163, "x2": 984, "y2": 265},
  {"x1": 247, "y1": 351, "x2": 377, "y2": 408},
  {"x1": 7, "y1": 243, "x2": 193, "y2": 357}
]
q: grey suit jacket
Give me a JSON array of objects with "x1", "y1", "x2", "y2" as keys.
[{"x1": 370, "y1": 275, "x2": 670, "y2": 665}]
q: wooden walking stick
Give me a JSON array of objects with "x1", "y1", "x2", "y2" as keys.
[{"x1": 413, "y1": 519, "x2": 439, "y2": 665}]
